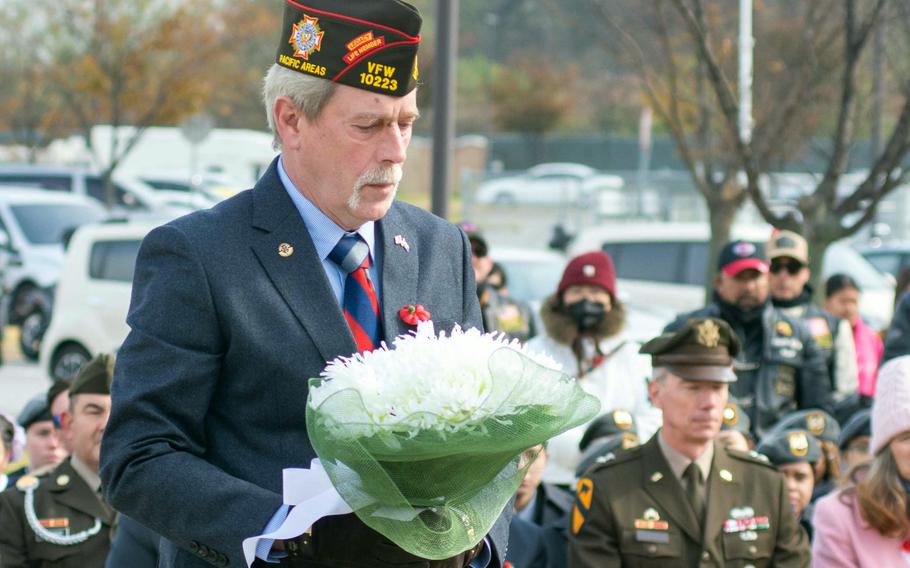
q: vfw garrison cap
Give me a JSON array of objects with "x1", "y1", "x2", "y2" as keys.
[
  {"x1": 276, "y1": 0, "x2": 421, "y2": 97},
  {"x1": 69, "y1": 353, "x2": 115, "y2": 397},
  {"x1": 640, "y1": 317, "x2": 741, "y2": 382}
]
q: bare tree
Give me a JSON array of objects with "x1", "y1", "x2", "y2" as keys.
[{"x1": 590, "y1": 0, "x2": 910, "y2": 297}]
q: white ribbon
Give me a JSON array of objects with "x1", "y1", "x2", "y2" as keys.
[{"x1": 242, "y1": 459, "x2": 353, "y2": 567}]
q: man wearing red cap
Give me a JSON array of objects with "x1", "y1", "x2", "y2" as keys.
[
  {"x1": 528, "y1": 251, "x2": 661, "y2": 487},
  {"x1": 664, "y1": 240, "x2": 832, "y2": 437}
]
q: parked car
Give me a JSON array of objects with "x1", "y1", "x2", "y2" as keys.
[
  {"x1": 40, "y1": 220, "x2": 157, "y2": 381},
  {"x1": 490, "y1": 245, "x2": 674, "y2": 342},
  {"x1": 0, "y1": 164, "x2": 203, "y2": 215},
  {"x1": 854, "y1": 242, "x2": 910, "y2": 280},
  {"x1": 568, "y1": 223, "x2": 895, "y2": 330},
  {"x1": 474, "y1": 163, "x2": 626, "y2": 213},
  {"x1": 0, "y1": 189, "x2": 108, "y2": 345},
  {"x1": 138, "y1": 171, "x2": 243, "y2": 202}
]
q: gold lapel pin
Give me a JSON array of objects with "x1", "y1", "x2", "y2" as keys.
[
  {"x1": 278, "y1": 243, "x2": 294, "y2": 258},
  {"x1": 720, "y1": 469, "x2": 734, "y2": 482},
  {"x1": 56, "y1": 474, "x2": 70, "y2": 487},
  {"x1": 650, "y1": 472, "x2": 663, "y2": 483}
]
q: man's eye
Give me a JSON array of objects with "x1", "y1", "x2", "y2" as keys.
[{"x1": 355, "y1": 124, "x2": 378, "y2": 131}]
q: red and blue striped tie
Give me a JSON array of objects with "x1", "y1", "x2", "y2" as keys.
[{"x1": 329, "y1": 233, "x2": 380, "y2": 352}]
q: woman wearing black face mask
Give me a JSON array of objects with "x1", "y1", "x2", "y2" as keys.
[{"x1": 527, "y1": 251, "x2": 661, "y2": 487}]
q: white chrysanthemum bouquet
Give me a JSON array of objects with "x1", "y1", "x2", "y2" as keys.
[{"x1": 306, "y1": 322, "x2": 600, "y2": 559}]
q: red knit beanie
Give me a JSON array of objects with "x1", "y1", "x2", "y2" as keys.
[{"x1": 557, "y1": 251, "x2": 617, "y2": 298}]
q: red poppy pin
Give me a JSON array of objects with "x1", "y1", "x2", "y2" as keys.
[{"x1": 399, "y1": 304, "x2": 431, "y2": 326}]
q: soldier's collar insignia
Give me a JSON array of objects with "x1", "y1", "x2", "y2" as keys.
[
  {"x1": 289, "y1": 15, "x2": 324, "y2": 61},
  {"x1": 650, "y1": 471, "x2": 663, "y2": 483},
  {"x1": 719, "y1": 469, "x2": 733, "y2": 482},
  {"x1": 788, "y1": 431, "x2": 810, "y2": 457},
  {"x1": 56, "y1": 474, "x2": 70, "y2": 487},
  {"x1": 696, "y1": 319, "x2": 721, "y2": 347},
  {"x1": 621, "y1": 433, "x2": 639, "y2": 449}
]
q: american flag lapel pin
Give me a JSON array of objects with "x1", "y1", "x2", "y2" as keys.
[{"x1": 394, "y1": 234, "x2": 410, "y2": 252}]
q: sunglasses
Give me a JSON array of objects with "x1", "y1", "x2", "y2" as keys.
[{"x1": 770, "y1": 260, "x2": 804, "y2": 275}]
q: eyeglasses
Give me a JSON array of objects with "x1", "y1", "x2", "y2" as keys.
[{"x1": 769, "y1": 260, "x2": 804, "y2": 275}]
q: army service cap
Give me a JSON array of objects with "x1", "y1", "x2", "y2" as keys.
[
  {"x1": 578, "y1": 409, "x2": 637, "y2": 452},
  {"x1": 769, "y1": 409, "x2": 840, "y2": 444},
  {"x1": 757, "y1": 429, "x2": 821, "y2": 465},
  {"x1": 276, "y1": 0, "x2": 421, "y2": 97},
  {"x1": 640, "y1": 317, "x2": 740, "y2": 382},
  {"x1": 69, "y1": 353, "x2": 115, "y2": 397},
  {"x1": 17, "y1": 396, "x2": 52, "y2": 430}
]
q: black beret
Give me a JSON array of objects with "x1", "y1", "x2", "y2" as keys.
[
  {"x1": 578, "y1": 409, "x2": 637, "y2": 452},
  {"x1": 758, "y1": 429, "x2": 821, "y2": 466},
  {"x1": 769, "y1": 409, "x2": 840, "y2": 444},
  {"x1": 276, "y1": 0, "x2": 421, "y2": 97},
  {"x1": 575, "y1": 433, "x2": 639, "y2": 479},
  {"x1": 17, "y1": 396, "x2": 52, "y2": 430},
  {"x1": 69, "y1": 354, "x2": 114, "y2": 397},
  {"x1": 640, "y1": 317, "x2": 740, "y2": 382},
  {"x1": 838, "y1": 409, "x2": 872, "y2": 450}
]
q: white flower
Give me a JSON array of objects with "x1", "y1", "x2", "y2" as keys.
[{"x1": 308, "y1": 322, "x2": 568, "y2": 437}]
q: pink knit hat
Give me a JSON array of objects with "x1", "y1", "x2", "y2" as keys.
[{"x1": 871, "y1": 356, "x2": 910, "y2": 455}]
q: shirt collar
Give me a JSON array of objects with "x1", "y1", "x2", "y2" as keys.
[
  {"x1": 70, "y1": 455, "x2": 101, "y2": 493},
  {"x1": 657, "y1": 430, "x2": 714, "y2": 482},
  {"x1": 277, "y1": 157, "x2": 376, "y2": 261}
]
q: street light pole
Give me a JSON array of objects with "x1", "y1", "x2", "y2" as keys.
[
  {"x1": 738, "y1": 0, "x2": 753, "y2": 145},
  {"x1": 431, "y1": 0, "x2": 459, "y2": 220}
]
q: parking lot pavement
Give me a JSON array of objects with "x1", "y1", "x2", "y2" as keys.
[{"x1": 0, "y1": 327, "x2": 50, "y2": 417}]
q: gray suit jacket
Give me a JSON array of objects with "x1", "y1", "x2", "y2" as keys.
[{"x1": 100, "y1": 159, "x2": 508, "y2": 567}]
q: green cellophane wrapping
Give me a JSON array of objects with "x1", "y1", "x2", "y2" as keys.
[{"x1": 306, "y1": 347, "x2": 601, "y2": 559}]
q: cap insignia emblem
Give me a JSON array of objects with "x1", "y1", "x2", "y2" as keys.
[
  {"x1": 733, "y1": 242, "x2": 756, "y2": 256},
  {"x1": 289, "y1": 15, "x2": 324, "y2": 61},
  {"x1": 612, "y1": 409, "x2": 633, "y2": 429},
  {"x1": 806, "y1": 412, "x2": 825, "y2": 436},
  {"x1": 582, "y1": 264, "x2": 596, "y2": 277},
  {"x1": 696, "y1": 320, "x2": 721, "y2": 348},
  {"x1": 788, "y1": 431, "x2": 809, "y2": 457}
]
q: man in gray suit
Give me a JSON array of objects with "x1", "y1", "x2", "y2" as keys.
[{"x1": 99, "y1": 1, "x2": 509, "y2": 567}]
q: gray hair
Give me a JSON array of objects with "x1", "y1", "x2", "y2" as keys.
[
  {"x1": 262, "y1": 63, "x2": 337, "y2": 150},
  {"x1": 651, "y1": 367, "x2": 670, "y2": 383}
]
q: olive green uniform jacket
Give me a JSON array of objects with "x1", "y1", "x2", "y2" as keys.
[
  {"x1": 0, "y1": 458, "x2": 115, "y2": 567},
  {"x1": 568, "y1": 437, "x2": 810, "y2": 568}
]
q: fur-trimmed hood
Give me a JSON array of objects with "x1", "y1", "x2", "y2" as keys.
[{"x1": 539, "y1": 294, "x2": 626, "y2": 346}]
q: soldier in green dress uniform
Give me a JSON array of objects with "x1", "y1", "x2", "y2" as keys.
[
  {"x1": 568, "y1": 318, "x2": 810, "y2": 567},
  {"x1": 0, "y1": 354, "x2": 116, "y2": 567}
]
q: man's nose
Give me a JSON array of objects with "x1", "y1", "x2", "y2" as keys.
[{"x1": 378, "y1": 124, "x2": 408, "y2": 164}]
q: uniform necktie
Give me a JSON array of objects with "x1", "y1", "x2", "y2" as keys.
[
  {"x1": 683, "y1": 462, "x2": 706, "y2": 526},
  {"x1": 329, "y1": 233, "x2": 380, "y2": 352}
]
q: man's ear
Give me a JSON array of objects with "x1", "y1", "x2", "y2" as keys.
[
  {"x1": 647, "y1": 379, "x2": 661, "y2": 409},
  {"x1": 59, "y1": 409, "x2": 74, "y2": 436},
  {"x1": 273, "y1": 96, "x2": 306, "y2": 150}
]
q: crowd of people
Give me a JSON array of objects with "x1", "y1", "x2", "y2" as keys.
[{"x1": 1, "y1": 0, "x2": 910, "y2": 566}]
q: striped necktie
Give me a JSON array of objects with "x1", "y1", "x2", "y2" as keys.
[{"x1": 329, "y1": 233, "x2": 380, "y2": 352}]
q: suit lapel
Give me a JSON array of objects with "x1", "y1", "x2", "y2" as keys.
[
  {"x1": 703, "y1": 446, "x2": 744, "y2": 558},
  {"x1": 378, "y1": 204, "x2": 418, "y2": 341},
  {"x1": 49, "y1": 461, "x2": 115, "y2": 525},
  {"x1": 640, "y1": 438, "x2": 702, "y2": 543},
  {"x1": 249, "y1": 160, "x2": 356, "y2": 362}
]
